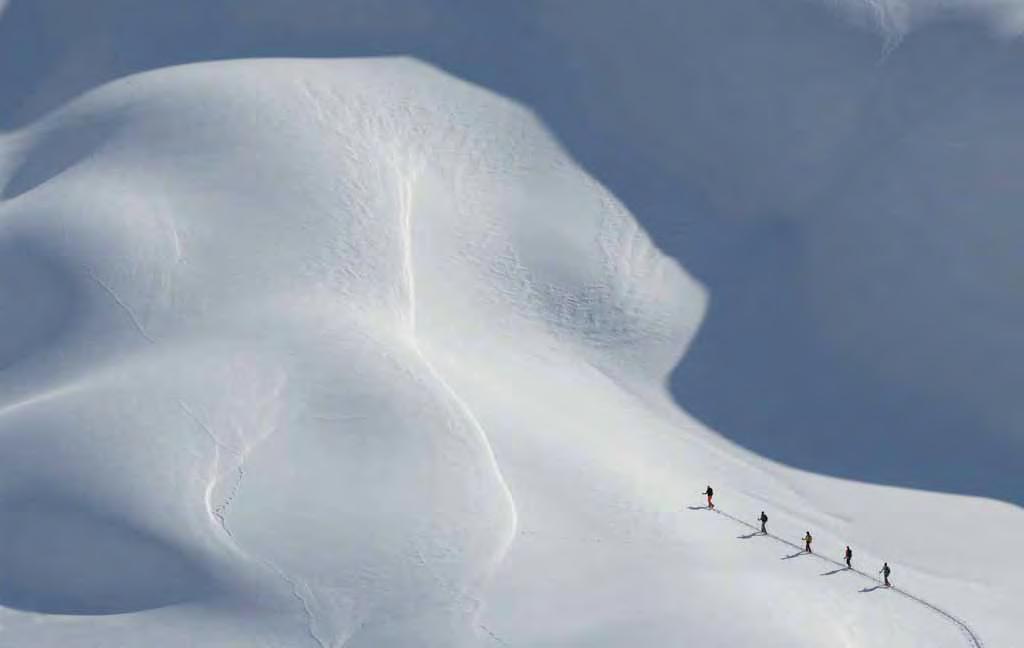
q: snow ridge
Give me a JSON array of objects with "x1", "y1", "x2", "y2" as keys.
[
  {"x1": 394, "y1": 163, "x2": 519, "y2": 557},
  {"x1": 392, "y1": 162, "x2": 519, "y2": 644}
]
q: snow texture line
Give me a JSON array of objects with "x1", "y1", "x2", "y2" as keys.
[
  {"x1": 704, "y1": 507, "x2": 984, "y2": 648},
  {"x1": 179, "y1": 400, "x2": 327, "y2": 648},
  {"x1": 261, "y1": 560, "x2": 331, "y2": 648},
  {"x1": 88, "y1": 271, "x2": 155, "y2": 343},
  {"x1": 178, "y1": 400, "x2": 240, "y2": 542}
]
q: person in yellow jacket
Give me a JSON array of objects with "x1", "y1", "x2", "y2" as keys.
[{"x1": 803, "y1": 531, "x2": 813, "y2": 553}]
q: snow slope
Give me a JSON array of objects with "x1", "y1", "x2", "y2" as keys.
[{"x1": 1, "y1": 1, "x2": 1022, "y2": 647}]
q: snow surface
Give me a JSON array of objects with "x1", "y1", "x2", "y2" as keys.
[{"x1": 0, "y1": 1, "x2": 1022, "y2": 646}]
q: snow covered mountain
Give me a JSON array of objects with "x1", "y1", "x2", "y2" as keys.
[{"x1": 0, "y1": 1, "x2": 1021, "y2": 646}]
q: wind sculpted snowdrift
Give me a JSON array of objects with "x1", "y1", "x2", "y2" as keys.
[
  {"x1": 2, "y1": 0, "x2": 1023, "y2": 504},
  {"x1": 1, "y1": 1, "x2": 1023, "y2": 646},
  {"x1": 0, "y1": 59, "x2": 701, "y2": 645}
]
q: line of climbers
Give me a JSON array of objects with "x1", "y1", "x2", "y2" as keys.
[{"x1": 702, "y1": 485, "x2": 893, "y2": 588}]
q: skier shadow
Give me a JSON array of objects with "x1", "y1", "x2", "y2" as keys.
[
  {"x1": 737, "y1": 532, "x2": 761, "y2": 540},
  {"x1": 859, "y1": 585, "x2": 884, "y2": 593},
  {"x1": 686, "y1": 506, "x2": 709, "y2": 511},
  {"x1": 821, "y1": 567, "x2": 848, "y2": 576},
  {"x1": 781, "y1": 551, "x2": 806, "y2": 560}
]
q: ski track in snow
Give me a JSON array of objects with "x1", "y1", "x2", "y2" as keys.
[
  {"x1": 479, "y1": 623, "x2": 510, "y2": 645},
  {"x1": 704, "y1": 507, "x2": 984, "y2": 648}
]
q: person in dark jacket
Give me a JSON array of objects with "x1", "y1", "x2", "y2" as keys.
[
  {"x1": 758, "y1": 511, "x2": 768, "y2": 535},
  {"x1": 702, "y1": 485, "x2": 714, "y2": 509},
  {"x1": 803, "y1": 531, "x2": 813, "y2": 553},
  {"x1": 845, "y1": 546, "x2": 853, "y2": 569},
  {"x1": 880, "y1": 562, "x2": 892, "y2": 587}
]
